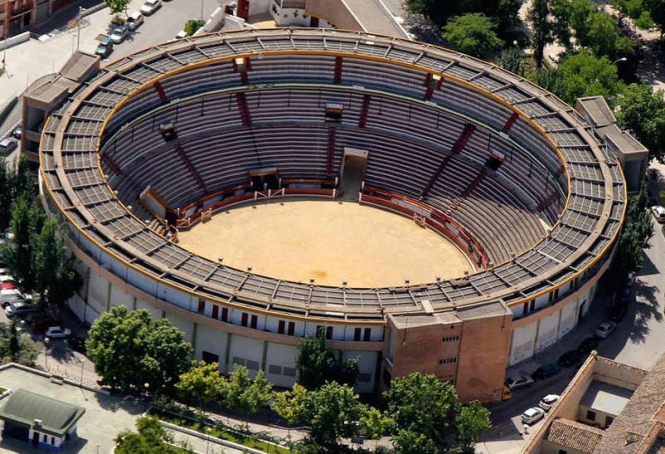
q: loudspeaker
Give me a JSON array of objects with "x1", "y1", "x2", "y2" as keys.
[{"x1": 159, "y1": 122, "x2": 177, "y2": 142}]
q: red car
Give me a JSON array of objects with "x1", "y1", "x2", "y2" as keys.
[{"x1": 1, "y1": 282, "x2": 15, "y2": 290}]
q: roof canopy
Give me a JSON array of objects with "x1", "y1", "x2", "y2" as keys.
[{"x1": 0, "y1": 389, "x2": 85, "y2": 437}]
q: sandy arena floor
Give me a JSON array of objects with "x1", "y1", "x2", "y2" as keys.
[{"x1": 177, "y1": 199, "x2": 474, "y2": 288}]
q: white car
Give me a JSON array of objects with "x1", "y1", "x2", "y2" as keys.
[
  {"x1": 652, "y1": 205, "x2": 665, "y2": 223},
  {"x1": 539, "y1": 394, "x2": 560, "y2": 412},
  {"x1": 521, "y1": 407, "x2": 546, "y2": 425},
  {"x1": 45, "y1": 326, "x2": 72, "y2": 339},
  {"x1": 594, "y1": 321, "x2": 617, "y2": 339},
  {"x1": 504, "y1": 373, "x2": 534, "y2": 390},
  {"x1": 126, "y1": 11, "x2": 144, "y2": 30},
  {"x1": 110, "y1": 25, "x2": 129, "y2": 44},
  {"x1": 140, "y1": 0, "x2": 162, "y2": 15}
]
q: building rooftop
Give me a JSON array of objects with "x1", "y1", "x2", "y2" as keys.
[
  {"x1": 597, "y1": 125, "x2": 649, "y2": 158},
  {"x1": 343, "y1": 0, "x2": 407, "y2": 38},
  {"x1": 59, "y1": 51, "x2": 99, "y2": 83},
  {"x1": 581, "y1": 380, "x2": 634, "y2": 416},
  {"x1": 0, "y1": 389, "x2": 85, "y2": 437},
  {"x1": 547, "y1": 418, "x2": 604, "y2": 453},
  {"x1": 577, "y1": 96, "x2": 616, "y2": 128}
]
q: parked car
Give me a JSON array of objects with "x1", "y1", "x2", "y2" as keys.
[
  {"x1": 652, "y1": 205, "x2": 665, "y2": 223},
  {"x1": 609, "y1": 303, "x2": 628, "y2": 323},
  {"x1": 5, "y1": 301, "x2": 38, "y2": 318},
  {"x1": 578, "y1": 337, "x2": 599, "y2": 355},
  {"x1": 539, "y1": 394, "x2": 560, "y2": 412},
  {"x1": 558, "y1": 349, "x2": 584, "y2": 367},
  {"x1": 110, "y1": 24, "x2": 129, "y2": 44},
  {"x1": 0, "y1": 137, "x2": 19, "y2": 155},
  {"x1": 12, "y1": 125, "x2": 22, "y2": 139},
  {"x1": 505, "y1": 373, "x2": 534, "y2": 390},
  {"x1": 521, "y1": 407, "x2": 546, "y2": 425},
  {"x1": 595, "y1": 321, "x2": 617, "y2": 339},
  {"x1": 174, "y1": 29, "x2": 188, "y2": 40},
  {"x1": 45, "y1": 326, "x2": 71, "y2": 339},
  {"x1": 126, "y1": 11, "x2": 144, "y2": 30},
  {"x1": 32, "y1": 318, "x2": 52, "y2": 334},
  {"x1": 140, "y1": 0, "x2": 162, "y2": 15},
  {"x1": 532, "y1": 363, "x2": 561, "y2": 380},
  {"x1": 95, "y1": 36, "x2": 114, "y2": 58}
]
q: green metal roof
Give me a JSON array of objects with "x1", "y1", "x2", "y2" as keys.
[{"x1": 0, "y1": 389, "x2": 85, "y2": 437}]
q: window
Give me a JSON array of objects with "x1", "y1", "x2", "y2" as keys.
[
  {"x1": 201, "y1": 351, "x2": 219, "y2": 364},
  {"x1": 197, "y1": 299, "x2": 205, "y2": 314},
  {"x1": 586, "y1": 410, "x2": 596, "y2": 421},
  {"x1": 558, "y1": 450, "x2": 568, "y2": 454},
  {"x1": 241, "y1": 313, "x2": 248, "y2": 327},
  {"x1": 247, "y1": 360, "x2": 259, "y2": 371},
  {"x1": 326, "y1": 326, "x2": 333, "y2": 340},
  {"x1": 287, "y1": 321, "x2": 295, "y2": 336},
  {"x1": 439, "y1": 358, "x2": 457, "y2": 364},
  {"x1": 278, "y1": 320, "x2": 286, "y2": 334},
  {"x1": 250, "y1": 315, "x2": 258, "y2": 329},
  {"x1": 51, "y1": 437, "x2": 55, "y2": 445},
  {"x1": 442, "y1": 335, "x2": 460, "y2": 342},
  {"x1": 212, "y1": 305, "x2": 219, "y2": 320},
  {"x1": 233, "y1": 357, "x2": 246, "y2": 367},
  {"x1": 221, "y1": 307, "x2": 229, "y2": 322},
  {"x1": 269, "y1": 364, "x2": 282, "y2": 375},
  {"x1": 606, "y1": 416, "x2": 614, "y2": 427},
  {"x1": 363, "y1": 328, "x2": 371, "y2": 342},
  {"x1": 283, "y1": 367, "x2": 297, "y2": 377},
  {"x1": 43, "y1": 434, "x2": 47, "y2": 443},
  {"x1": 354, "y1": 328, "x2": 361, "y2": 341},
  {"x1": 324, "y1": 103, "x2": 343, "y2": 123}
]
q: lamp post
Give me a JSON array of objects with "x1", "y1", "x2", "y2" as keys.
[
  {"x1": 43, "y1": 338, "x2": 50, "y2": 370},
  {"x1": 612, "y1": 57, "x2": 627, "y2": 65},
  {"x1": 143, "y1": 382, "x2": 150, "y2": 414},
  {"x1": 76, "y1": 7, "x2": 86, "y2": 51},
  {"x1": 79, "y1": 358, "x2": 85, "y2": 387}
]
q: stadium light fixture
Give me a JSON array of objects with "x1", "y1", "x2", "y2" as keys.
[
  {"x1": 218, "y1": 257, "x2": 224, "y2": 263},
  {"x1": 247, "y1": 265, "x2": 253, "y2": 272},
  {"x1": 309, "y1": 277, "x2": 315, "y2": 284},
  {"x1": 404, "y1": 278, "x2": 410, "y2": 286},
  {"x1": 342, "y1": 280, "x2": 348, "y2": 286}
]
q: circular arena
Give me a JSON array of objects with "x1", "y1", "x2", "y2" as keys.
[{"x1": 40, "y1": 28, "x2": 626, "y2": 402}]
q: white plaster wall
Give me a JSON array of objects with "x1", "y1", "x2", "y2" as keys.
[
  {"x1": 534, "y1": 292, "x2": 549, "y2": 311},
  {"x1": 228, "y1": 334, "x2": 264, "y2": 377},
  {"x1": 509, "y1": 323, "x2": 537, "y2": 366},
  {"x1": 343, "y1": 350, "x2": 378, "y2": 393},
  {"x1": 136, "y1": 298, "x2": 162, "y2": 320},
  {"x1": 87, "y1": 272, "x2": 108, "y2": 315},
  {"x1": 109, "y1": 283, "x2": 133, "y2": 309},
  {"x1": 535, "y1": 311, "x2": 559, "y2": 353},
  {"x1": 558, "y1": 299, "x2": 577, "y2": 339},
  {"x1": 165, "y1": 311, "x2": 195, "y2": 344},
  {"x1": 194, "y1": 323, "x2": 228, "y2": 369},
  {"x1": 265, "y1": 342, "x2": 299, "y2": 388}
]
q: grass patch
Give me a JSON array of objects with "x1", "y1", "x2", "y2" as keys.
[
  {"x1": 0, "y1": 387, "x2": 6, "y2": 394},
  {"x1": 151, "y1": 408, "x2": 291, "y2": 454}
]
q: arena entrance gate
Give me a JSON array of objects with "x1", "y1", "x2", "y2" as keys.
[
  {"x1": 249, "y1": 167, "x2": 279, "y2": 191},
  {"x1": 339, "y1": 147, "x2": 368, "y2": 200}
]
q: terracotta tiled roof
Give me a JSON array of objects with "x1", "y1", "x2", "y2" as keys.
[{"x1": 547, "y1": 418, "x2": 604, "y2": 453}]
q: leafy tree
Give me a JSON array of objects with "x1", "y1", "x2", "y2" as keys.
[
  {"x1": 116, "y1": 416, "x2": 188, "y2": 453},
  {"x1": 616, "y1": 83, "x2": 665, "y2": 162},
  {"x1": 527, "y1": 0, "x2": 553, "y2": 68},
  {"x1": 273, "y1": 383, "x2": 308, "y2": 440},
  {"x1": 442, "y1": 13, "x2": 504, "y2": 58},
  {"x1": 184, "y1": 19, "x2": 205, "y2": 36},
  {"x1": 455, "y1": 401, "x2": 492, "y2": 452},
  {"x1": 176, "y1": 361, "x2": 226, "y2": 414},
  {"x1": 33, "y1": 217, "x2": 82, "y2": 308},
  {"x1": 498, "y1": 46, "x2": 525, "y2": 76},
  {"x1": 551, "y1": 0, "x2": 594, "y2": 50},
  {"x1": 583, "y1": 12, "x2": 635, "y2": 61},
  {"x1": 0, "y1": 159, "x2": 10, "y2": 233},
  {"x1": 8, "y1": 319, "x2": 19, "y2": 360},
  {"x1": 643, "y1": 0, "x2": 665, "y2": 36},
  {"x1": 1, "y1": 195, "x2": 44, "y2": 292},
  {"x1": 226, "y1": 365, "x2": 273, "y2": 430},
  {"x1": 86, "y1": 306, "x2": 193, "y2": 395},
  {"x1": 296, "y1": 330, "x2": 359, "y2": 390},
  {"x1": 105, "y1": 0, "x2": 130, "y2": 15},
  {"x1": 555, "y1": 51, "x2": 624, "y2": 106},
  {"x1": 360, "y1": 407, "x2": 394, "y2": 451},
  {"x1": 300, "y1": 381, "x2": 367, "y2": 450}
]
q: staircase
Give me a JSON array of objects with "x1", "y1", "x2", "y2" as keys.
[
  {"x1": 537, "y1": 192, "x2": 560, "y2": 211},
  {"x1": 334, "y1": 56, "x2": 343, "y2": 84},
  {"x1": 452, "y1": 124, "x2": 476, "y2": 154},
  {"x1": 420, "y1": 154, "x2": 453, "y2": 198},
  {"x1": 100, "y1": 153, "x2": 123, "y2": 176},
  {"x1": 358, "y1": 95, "x2": 371, "y2": 128},
  {"x1": 448, "y1": 169, "x2": 487, "y2": 213},
  {"x1": 174, "y1": 143, "x2": 207, "y2": 192},
  {"x1": 236, "y1": 92, "x2": 252, "y2": 127},
  {"x1": 502, "y1": 112, "x2": 519, "y2": 133},
  {"x1": 326, "y1": 127, "x2": 336, "y2": 176},
  {"x1": 153, "y1": 80, "x2": 167, "y2": 103}
]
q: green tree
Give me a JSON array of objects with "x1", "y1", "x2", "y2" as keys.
[
  {"x1": 1, "y1": 195, "x2": 44, "y2": 293},
  {"x1": 226, "y1": 365, "x2": 273, "y2": 430},
  {"x1": 551, "y1": 0, "x2": 594, "y2": 50},
  {"x1": 300, "y1": 381, "x2": 367, "y2": 450},
  {"x1": 105, "y1": 0, "x2": 130, "y2": 15},
  {"x1": 296, "y1": 330, "x2": 359, "y2": 390},
  {"x1": 116, "y1": 416, "x2": 188, "y2": 453},
  {"x1": 176, "y1": 361, "x2": 226, "y2": 414},
  {"x1": 498, "y1": 46, "x2": 525, "y2": 76},
  {"x1": 555, "y1": 51, "x2": 624, "y2": 106},
  {"x1": 616, "y1": 83, "x2": 665, "y2": 163},
  {"x1": 643, "y1": 0, "x2": 665, "y2": 36},
  {"x1": 442, "y1": 13, "x2": 504, "y2": 58},
  {"x1": 33, "y1": 217, "x2": 82, "y2": 308},
  {"x1": 527, "y1": 0, "x2": 553, "y2": 68},
  {"x1": 583, "y1": 12, "x2": 635, "y2": 60},
  {"x1": 273, "y1": 383, "x2": 308, "y2": 441},
  {"x1": 184, "y1": 19, "x2": 205, "y2": 36},
  {"x1": 86, "y1": 306, "x2": 192, "y2": 395},
  {"x1": 360, "y1": 407, "x2": 394, "y2": 451},
  {"x1": 8, "y1": 319, "x2": 19, "y2": 360},
  {"x1": 455, "y1": 401, "x2": 492, "y2": 452}
]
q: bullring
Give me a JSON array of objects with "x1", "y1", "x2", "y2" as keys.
[{"x1": 39, "y1": 28, "x2": 626, "y2": 402}]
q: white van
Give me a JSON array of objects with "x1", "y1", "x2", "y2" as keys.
[{"x1": 652, "y1": 205, "x2": 665, "y2": 223}]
